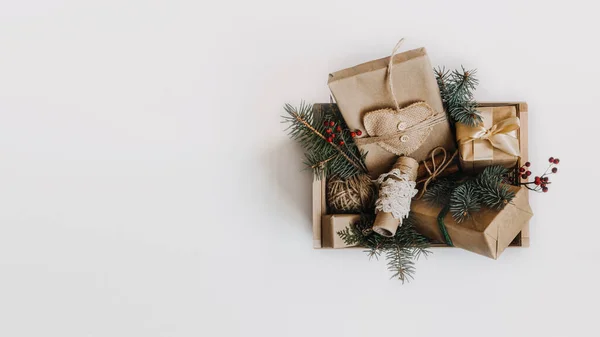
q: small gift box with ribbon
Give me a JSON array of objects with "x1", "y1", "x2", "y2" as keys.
[{"x1": 456, "y1": 105, "x2": 521, "y2": 172}]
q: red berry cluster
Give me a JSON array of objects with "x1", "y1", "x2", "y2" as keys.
[
  {"x1": 350, "y1": 130, "x2": 362, "y2": 138},
  {"x1": 519, "y1": 157, "x2": 560, "y2": 193},
  {"x1": 323, "y1": 120, "x2": 343, "y2": 145},
  {"x1": 323, "y1": 119, "x2": 362, "y2": 146}
]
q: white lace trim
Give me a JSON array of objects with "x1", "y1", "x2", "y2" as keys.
[{"x1": 374, "y1": 169, "x2": 418, "y2": 223}]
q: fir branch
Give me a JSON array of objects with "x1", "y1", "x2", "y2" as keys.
[
  {"x1": 435, "y1": 66, "x2": 482, "y2": 127},
  {"x1": 479, "y1": 165, "x2": 510, "y2": 182},
  {"x1": 449, "y1": 181, "x2": 481, "y2": 223},
  {"x1": 425, "y1": 165, "x2": 517, "y2": 223},
  {"x1": 434, "y1": 67, "x2": 451, "y2": 102},
  {"x1": 479, "y1": 183, "x2": 515, "y2": 210},
  {"x1": 337, "y1": 213, "x2": 430, "y2": 282},
  {"x1": 422, "y1": 176, "x2": 460, "y2": 207},
  {"x1": 337, "y1": 226, "x2": 362, "y2": 247},
  {"x1": 447, "y1": 101, "x2": 482, "y2": 126},
  {"x1": 385, "y1": 247, "x2": 416, "y2": 282},
  {"x1": 447, "y1": 67, "x2": 479, "y2": 105},
  {"x1": 476, "y1": 166, "x2": 515, "y2": 210},
  {"x1": 282, "y1": 102, "x2": 367, "y2": 179}
]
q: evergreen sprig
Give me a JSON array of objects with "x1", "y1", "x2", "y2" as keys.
[
  {"x1": 422, "y1": 176, "x2": 460, "y2": 207},
  {"x1": 475, "y1": 166, "x2": 515, "y2": 210},
  {"x1": 337, "y1": 213, "x2": 430, "y2": 282},
  {"x1": 450, "y1": 181, "x2": 481, "y2": 222},
  {"x1": 423, "y1": 166, "x2": 516, "y2": 223},
  {"x1": 435, "y1": 66, "x2": 482, "y2": 126},
  {"x1": 282, "y1": 102, "x2": 367, "y2": 179}
]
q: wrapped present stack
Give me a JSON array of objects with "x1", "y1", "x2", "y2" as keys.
[{"x1": 283, "y1": 39, "x2": 559, "y2": 281}]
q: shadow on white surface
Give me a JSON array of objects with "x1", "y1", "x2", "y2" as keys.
[{"x1": 259, "y1": 139, "x2": 313, "y2": 232}]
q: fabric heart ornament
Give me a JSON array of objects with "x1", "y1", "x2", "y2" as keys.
[
  {"x1": 362, "y1": 101, "x2": 438, "y2": 156},
  {"x1": 352, "y1": 40, "x2": 449, "y2": 160}
]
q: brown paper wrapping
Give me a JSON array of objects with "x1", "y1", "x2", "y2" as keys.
[
  {"x1": 411, "y1": 186, "x2": 533, "y2": 259},
  {"x1": 372, "y1": 156, "x2": 418, "y2": 237},
  {"x1": 321, "y1": 214, "x2": 361, "y2": 248},
  {"x1": 457, "y1": 106, "x2": 520, "y2": 173},
  {"x1": 328, "y1": 47, "x2": 455, "y2": 178}
]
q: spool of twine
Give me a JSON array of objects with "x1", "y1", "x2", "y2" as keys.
[
  {"x1": 372, "y1": 156, "x2": 419, "y2": 237},
  {"x1": 327, "y1": 174, "x2": 376, "y2": 213}
]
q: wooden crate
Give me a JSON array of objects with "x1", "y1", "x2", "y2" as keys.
[{"x1": 312, "y1": 102, "x2": 530, "y2": 249}]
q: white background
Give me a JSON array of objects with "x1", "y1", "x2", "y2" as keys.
[{"x1": 0, "y1": 0, "x2": 597, "y2": 336}]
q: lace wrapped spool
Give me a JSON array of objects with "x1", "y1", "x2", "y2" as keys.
[{"x1": 372, "y1": 156, "x2": 419, "y2": 237}]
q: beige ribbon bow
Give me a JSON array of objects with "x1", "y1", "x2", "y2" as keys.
[{"x1": 458, "y1": 116, "x2": 521, "y2": 158}]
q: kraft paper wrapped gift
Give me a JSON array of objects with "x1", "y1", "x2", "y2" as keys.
[
  {"x1": 456, "y1": 105, "x2": 521, "y2": 173},
  {"x1": 411, "y1": 186, "x2": 533, "y2": 259},
  {"x1": 321, "y1": 214, "x2": 361, "y2": 248},
  {"x1": 328, "y1": 45, "x2": 455, "y2": 178}
]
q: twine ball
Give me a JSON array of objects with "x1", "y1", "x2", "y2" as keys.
[{"x1": 327, "y1": 174, "x2": 377, "y2": 213}]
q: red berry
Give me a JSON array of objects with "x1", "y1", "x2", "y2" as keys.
[
  {"x1": 542, "y1": 187, "x2": 549, "y2": 193},
  {"x1": 329, "y1": 121, "x2": 335, "y2": 127},
  {"x1": 534, "y1": 180, "x2": 541, "y2": 185},
  {"x1": 336, "y1": 126, "x2": 342, "y2": 132},
  {"x1": 543, "y1": 177, "x2": 549, "y2": 182},
  {"x1": 350, "y1": 132, "x2": 356, "y2": 138},
  {"x1": 331, "y1": 133, "x2": 336, "y2": 138},
  {"x1": 326, "y1": 128, "x2": 332, "y2": 134},
  {"x1": 552, "y1": 167, "x2": 558, "y2": 173},
  {"x1": 549, "y1": 157, "x2": 554, "y2": 163},
  {"x1": 526, "y1": 171, "x2": 532, "y2": 176},
  {"x1": 541, "y1": 183, "x2": 546, "y2": 188},
  {"x1": 339, "y1": 141, "x2": 344, "y2": 146},
  {"x1": 521, "y1": 174, "x2": 528, "y2": 179},
  {"x1": 326, "y1": 137, "x2": 333, "y2": 143},
  {"x1": 324, "y1": 121, "x2": 329, "y2": 126},
  {"x1": 356, "y1": 130, "x2": 362, "y2": 136},
  {"x1": 553, "y1": 158, "x2": 560, "y2": 164},
  {"x1": 525, "y1": 162, "x2": 531, "y2": 167},
  {"x1": 519, "y1": 167, "x2": 525, "y2": 172}
]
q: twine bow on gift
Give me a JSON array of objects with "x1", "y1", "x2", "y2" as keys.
[
  {"x1": 457, "y1": 116, "x2": 521, "y2": 159},
  {"x1": 415, "y1": 147, "x2": 458, "y2": 200},
  {"x1": 353, "y1": 39, "x2": 448, "y2": 157}
]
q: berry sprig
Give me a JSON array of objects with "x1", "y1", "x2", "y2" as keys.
[
  {"x1": 519, "y1": 157, "x2": 560, "y2": 193},
  {"x1": 323, "y1": 120, "x2": 363, "y2": 147}
]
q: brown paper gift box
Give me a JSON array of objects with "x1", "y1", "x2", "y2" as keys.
[
  {"x1": 328, "y1": 47, "x2": 455, "y2": 178},
  {"x1": 311, "y1": 102, "x2": 530, "y2": 251},
  {"x1": 457, "y1": 105, "x2": 520, "y2": 172},
  {"x1": 321, "y1": 214, "x2": 361, "y2": 248},
  {"x1": 411, "y1": 186, "x2": 533, "y2": 259}
]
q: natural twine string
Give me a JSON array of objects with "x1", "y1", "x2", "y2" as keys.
[
  {"x1": 327, "y1": 174, "x2": 376, "y2": 213},
  {"x1": 415, "y1": 147, "x2": 459, "y2": 200},
  {"x1": 387, "y1": 38, "x2": 405, "y2": 113}
]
